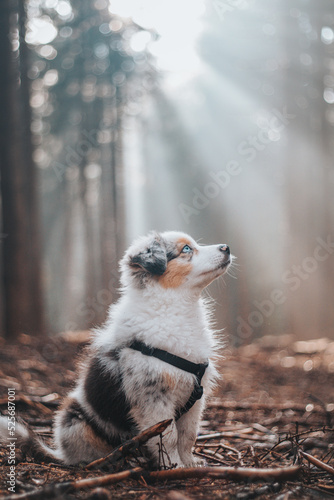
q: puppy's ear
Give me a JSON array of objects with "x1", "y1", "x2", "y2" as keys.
[{"x1": 130, "y1": 238, "x2": 167, "y2": 276}]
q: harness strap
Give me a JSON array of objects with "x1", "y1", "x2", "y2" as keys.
[{"x1": 129, "y1": 340, "x2": 208, "y2": 420}]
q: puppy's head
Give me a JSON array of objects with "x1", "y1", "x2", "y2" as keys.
[{"x1": 120, "y1": 231, "x2": 232, "y2": 291}]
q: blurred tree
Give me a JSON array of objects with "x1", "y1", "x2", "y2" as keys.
[
  {"x1": 0, "y1": 0, "x2": 45, "y2": 338},
  {"x1": 24, "y1": 0, "x2": 154, "y2": 332}
]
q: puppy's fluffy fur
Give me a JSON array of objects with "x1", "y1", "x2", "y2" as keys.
[{"x1": 0, "y1": 231, "x2": 232, "y2": 467}]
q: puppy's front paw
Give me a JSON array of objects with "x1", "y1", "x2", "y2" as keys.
[{"x1": 183, "y1": 456, "x2": 207, "y2": 468}]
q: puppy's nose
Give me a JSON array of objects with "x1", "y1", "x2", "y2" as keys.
[{"x1": 219, "y1": 244, "x2": 230, "y2": 255}]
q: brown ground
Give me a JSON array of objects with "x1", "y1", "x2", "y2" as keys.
[{"x1": 0, "y1": 332, "x2": 334, "y2": 499}]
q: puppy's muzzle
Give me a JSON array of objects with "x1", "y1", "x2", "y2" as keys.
[{"x1": 219, "y1": 244, "x2": 231, "y2": 266}]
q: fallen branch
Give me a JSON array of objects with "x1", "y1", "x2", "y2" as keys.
[
  {"x1": 147, "y1": 465, "x2": 301, "y2": 483},
  {"x1": 300, "y1": 451, "x2": 334, "y2": 476},
  {"x1": 86, "y1": 419, "x2": 172, "y2": 470}
]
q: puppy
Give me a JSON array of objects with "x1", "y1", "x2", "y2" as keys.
[{"x1": 0, "y1": 231, "x2": 232, "y2": 468}]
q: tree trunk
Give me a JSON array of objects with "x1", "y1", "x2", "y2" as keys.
[
  {"x1": 18, "y1": 0, "x2": 45, "y2": 335},
  {"x1": 0, "y1": 0, "x2": 45, "y2": 338}
]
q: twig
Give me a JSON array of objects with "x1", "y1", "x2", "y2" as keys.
[
  {"x1": 158, "y1": 431, "x2": 172, "y2": 469},
  {"x1": 199, "y1": 442, "x2": 241, "y2": 458},
  {"x1": 259, "y1": 427, "x2": 334, "y2": 461},
  {"x1": 194, "y1": 450, "x2": 230, "y2": 466},
  {"x1": 196, "y1": 432, "x2": 227, "y2": 442},
  {"x1": 300, "y1": 451, "x2": 334, "y2": 476},
  {"x1": 218, "y1": 443, "x2": 241, "y2": 455},
  {"x1": 0, "y1": 394, "x2": 59, "y2": 408},
  {"x1": 196, "y1": 428, "x2": 253, "y2": 442},
  {"x1": 318, "y1": 482, "x2": 334, "y2": 492},
  {"x1": 17, "y1": 395, "x2": 53, "y2": 415},
  {"x1": 252, "y1": 423, "x2": 276, "y2": 435},
  {"x1": 216, "y1": 443, "x2": 243, "y2": 465},
  {"x1": 85, "y1": 419, "x2": 172, "y2": 470},
  {"x1": 247, "y1": 445, "x2": 260, "y2": 468},
  {"x1": 228, "y1": 433, "x2": 274, "y2": 443}
]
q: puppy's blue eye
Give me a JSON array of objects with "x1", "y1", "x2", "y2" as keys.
[{"x1": 182, "y1": 245, "x2": 192, "y2": 253}]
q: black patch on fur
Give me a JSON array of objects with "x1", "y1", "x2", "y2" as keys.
[
  {"x1": 84, "y1": 357, "x2": 135, "y2": 433},
  {"x1": 130, "y1": 239, "x2": 167, "y2": 276}
]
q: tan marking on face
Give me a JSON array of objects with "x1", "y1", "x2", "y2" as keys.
[
  {"x1": 176, "y1": 237, "x2": 192, "y2": 250},
  {"x1": 175, "y1": 237, "x2": 198, "y2": 254},
  {"x1": 158, "y1": 259, "x2": 193, "y2": 288}
]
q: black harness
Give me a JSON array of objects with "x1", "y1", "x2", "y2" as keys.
[{"x1": 129, "y1": 340, "x2": 208, "y2": 421}]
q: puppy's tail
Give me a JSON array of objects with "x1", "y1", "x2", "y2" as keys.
[{"x1": 0, "y1": 416, "x2": 62, "y2": 462}]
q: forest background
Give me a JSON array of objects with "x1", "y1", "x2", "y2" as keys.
[{"x1": 0, "y1": 0, "x2": 333, "y2": 346}]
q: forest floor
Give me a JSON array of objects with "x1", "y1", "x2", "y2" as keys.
[{"x1": 0, "y1": 332, "x2": 334, "y2": 500}]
